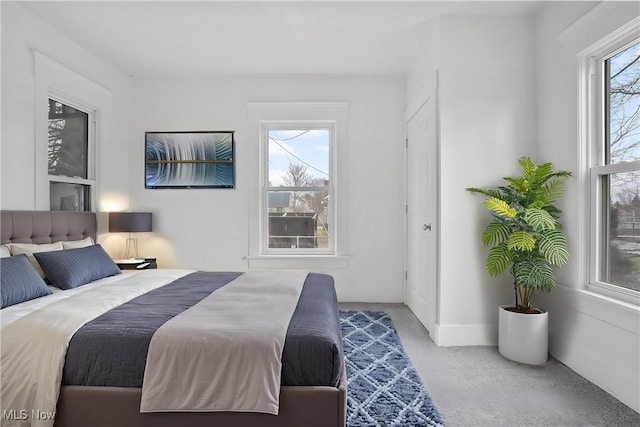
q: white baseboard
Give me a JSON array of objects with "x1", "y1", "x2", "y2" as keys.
[
  {"x1": 550, "y1": 333, "x2": 640, "y2": 413},
  {"x1": 547, "y1": 286, "x2": 640, "y2": 413},
  {"x1": 434, "y1": 322, "x2": 497, "y2": 347}
]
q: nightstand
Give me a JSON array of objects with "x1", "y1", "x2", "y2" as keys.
[{"x1": 115, "y1": 258, "x2": 157, "y2": 270}]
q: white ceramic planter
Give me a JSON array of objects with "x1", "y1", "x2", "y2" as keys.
[{"x1": 498, "y1": 305, "x2": 548, "y2": 365}]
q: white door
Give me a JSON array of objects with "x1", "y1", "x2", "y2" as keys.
[{"x1": 405, "y1": 94, "x2": 438, "y2": 338}]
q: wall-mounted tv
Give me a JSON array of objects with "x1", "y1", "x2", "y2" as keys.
[{"x1": 145, "y1": 131, "x2": 235, "y2": 189}]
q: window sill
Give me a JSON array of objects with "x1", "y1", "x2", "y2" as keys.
[
  {"x1": 554, "y1": 285, "x2": 639, "y2": 334},
  {"x1": 244, "y1": 255, "x2": 349, "y2": 269},
  {"x1": 585, "y1": 282, "x2": 640, "y2": 307}
]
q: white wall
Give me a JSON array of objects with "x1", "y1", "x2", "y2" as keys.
[
  {"x1": 129, "y1": 75, "x2": 406, "y2": 302},
  {"x1": 1, "y1": 2, "x2": 130, "y2": 254},
  {"x1": 535, "y1": 1, "x2": 640, "y2": 412},
  {"x1": 407, "y1": 14, "x2": 537, "y2": 346},
  {"x1": 439, "y1": 15, "x2": 537, "y2": 345},
  {"x1": 406, "y1": 19, "x2": 439, "y2": 118}
]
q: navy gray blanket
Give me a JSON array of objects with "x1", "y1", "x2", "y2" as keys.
[{"x1": 62, "y1": 272, "x2": 343, "y2": 388}]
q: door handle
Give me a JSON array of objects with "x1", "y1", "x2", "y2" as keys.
[{"x1": 423, "y1": 223, "x2": 431, "y2": 231}]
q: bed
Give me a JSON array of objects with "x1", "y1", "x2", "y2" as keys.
[{"x1": 0, "y1": 210, "x2": 347, "y2": 427}]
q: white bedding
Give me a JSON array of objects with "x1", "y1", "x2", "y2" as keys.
[
  {"x1": 1, "y1": 271, "x2": 137, "y2": 327},
  {"x1": 0, "y1": 269, "x2": 192, "y2": 427}
]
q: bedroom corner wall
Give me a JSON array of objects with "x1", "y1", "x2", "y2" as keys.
[
  {"x1": 129, "y1": 75, "x2": 406, "y2": 302},
  {"x1": 438, "y1": 15, "x2": 537, "y2": 346},
  {"x1": 406, "y1": 14, "x2": 537, "y2": 346},
  {"x1": 0, "y1": 2, "x2": 131, "y2": 252},
  {"x1": 535, "y1": 1, "x2": 640, "y2": 412}
]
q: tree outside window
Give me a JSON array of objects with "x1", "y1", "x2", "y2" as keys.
[
  {"x1": 47, "y1": 98, "x2": 92, "y2": 211},
  {"x1": 602, "y1": 40, "x2": 640, "y2": 291}
]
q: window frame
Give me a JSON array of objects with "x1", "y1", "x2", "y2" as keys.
[
  {"x1": 33, "y1": 51, "x2": 112, "y2": 213},
  {"x1": 260, "y1": 121, "x2": 337, "y2": 255},
  {"x1": 47, "y1": 94, "x2": 97, "y2": 211},
  {"x1": 585, "y1": 32, "x2": 640, "y2": 303},
  {"x1": 246, "y1": 102, "x2": 349, "y2": 267}
]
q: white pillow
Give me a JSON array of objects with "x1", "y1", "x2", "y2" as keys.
[
  {"x1": 9, "y1": 242, "x2": 64, "y2": 278},
  {"x1": 62, "y1": 237, "x2": 94, "y2": 249},
  {"x1": 0, "y1": 245, "x2": 10, "y2": 258}
]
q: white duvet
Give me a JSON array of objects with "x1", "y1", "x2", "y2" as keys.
[{"x1": 0, "y1": 269, "x2": 192, "y2": 427}]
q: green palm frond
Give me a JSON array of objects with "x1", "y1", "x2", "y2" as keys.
[
  {"x1": 512, "y1": 258, "x2": 556, "y2": 291},
  {"x1": 498, "y1": 185, "x2": 523, "y2": 201},
  {"x1": 466, "y1": 187, "x2": 508, "y2": 200},
  {"x1": 483, "y1": 197, "x2": 517, "y2": 218},
  {"x1": 524, "y1": 208, "x2": 556, "y2": 231},
  {"x1": 507, "y1": 230, "x2": 536, "y2": 251},
  {"x1": 538, "y1": 230, "x2": 569, "y2": 266},
  {"x1": 552, "y1": 171, "x2": 572, "y2": 178},
  {"x1": 519, "y1": 157, "x2": 536, "y2": 180},
  {"x1": 503, "y1": 176, "x2": 530, "y2": 194},
  {"x1": 486, "y1": 243, "x2": 512, "y2": 276},
  {"x1": 481, "y1": 222, "x2": 511, "y2": 246},
  {"x1": 540, "y1": 179, "x2": 566, "y2": 204},
  {"x1": 545, "y1": 205, "x2": 562, "y2": 219},
  {"x1": 531, "y1": 162, "x2": 553, "y2": 185},
  {"x1": 528, "y1": 199, "x2": 546, "y2": 210},
  {"x1": 534, "y1": 170, "x2": 572, "y2": 189}
]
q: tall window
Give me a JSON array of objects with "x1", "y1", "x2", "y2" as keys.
[
  {"x1": 47, "y1": 98, "x2": 94, "y2": 211},
  {"x1": 262, "y1": 124, "x2": 334, "y2": 254},
  {"x1": 591, "y1": 39, "x2": 640, "y2": 295}
]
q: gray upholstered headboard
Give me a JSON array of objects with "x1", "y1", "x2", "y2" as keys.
[{"x1": 1, "y1": 210, "x2": 97, "y2": 245}]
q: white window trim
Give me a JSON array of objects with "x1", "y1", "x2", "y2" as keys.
[
  {"x1": 246, "y1": 102, "x2": 349, "y2": 268},
  {"x1": 261, "y1": 121, "x2": 336, "y2": 255},
  {"x1": 33, "y1": 51, "x2": 112, "y2": 211},
  {"x1": 579, "y1": 21, "x2": 640, "y2": 305}
]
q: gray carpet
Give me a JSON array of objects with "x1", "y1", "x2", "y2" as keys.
[{"x1": 340, "y1": 303, "x2": 640, "y2": 427}]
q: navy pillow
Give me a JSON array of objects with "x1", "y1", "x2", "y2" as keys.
[
  {"x1": 1, "y1": 254, "x2": 52, "y2": 308},
  {"x1": 34, "y1": 244, "x2": 121, "y2": 290}
]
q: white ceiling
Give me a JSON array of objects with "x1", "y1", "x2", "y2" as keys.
[{"x1": 18, "y1": 1, "x2": 542, "y2": 78}]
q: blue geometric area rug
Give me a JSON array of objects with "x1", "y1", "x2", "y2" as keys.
[{"x1": 340, "y1": 310, "x2": 445, "y2": 427}]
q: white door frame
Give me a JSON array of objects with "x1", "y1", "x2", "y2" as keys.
[{"x1": 404, "y1": 80, "x2": 441, "y2": 343}]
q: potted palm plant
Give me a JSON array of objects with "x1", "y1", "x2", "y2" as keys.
[{"x1": 466, "y1": 157, "x2": 572, "y2": 365}]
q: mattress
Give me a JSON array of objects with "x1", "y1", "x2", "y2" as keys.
[{"x1": 61, "y1": 271, "x2": 343, "y2": 388}]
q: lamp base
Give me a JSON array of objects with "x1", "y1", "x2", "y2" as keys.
[{"x1": 124, "y1": 234, "x2": 139, "y2": 259}]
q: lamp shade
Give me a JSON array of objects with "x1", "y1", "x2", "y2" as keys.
[{"x1": 109, "y1": 212, "x2": 152, "y2": 233}]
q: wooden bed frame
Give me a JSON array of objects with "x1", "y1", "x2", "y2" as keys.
[{"x1": 1, "y1": 210, "x2": 347, "y2": 427}]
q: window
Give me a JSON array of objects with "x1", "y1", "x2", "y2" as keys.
[
  {"x1": 590, "y1": 38, "x2": 640, "y2": 296},
  {"x1": 34, "y1": 52, "x2": 109, "y2": 212},
  {"x1": 47, "y1": 98, "x2": 94, "y2": 211},
  {"x1": 247, "y1": 102, "x2": 348, "y2": 266},
  {"x1": 262, "y1": 124, "x2": 334, "y2": 254}
]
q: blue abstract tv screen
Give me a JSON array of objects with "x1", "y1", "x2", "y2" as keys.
[{"x1": 145, "y1": 131, "x2": 235, "y2": 189}]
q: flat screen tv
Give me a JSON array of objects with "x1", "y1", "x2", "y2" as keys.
[{"x1": 145, "y1": 131, "x2": 235, "y2": 189}]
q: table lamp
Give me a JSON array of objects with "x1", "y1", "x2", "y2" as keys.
[{"x1": 108, "y1": 212, "x2": 152, "y2": 259}]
